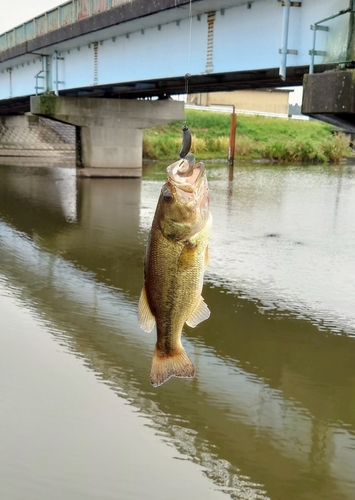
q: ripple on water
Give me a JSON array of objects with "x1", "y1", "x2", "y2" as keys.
[{"x1": 1, "y1": 163, "x2": 355, "y2": 500}]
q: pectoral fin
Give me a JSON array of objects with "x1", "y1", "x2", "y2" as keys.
[
  {"x1": 138, "y1": 287, "x2": 155, "y2": 332},
  {"x1": 186, "y1": 296, "x2": 211, "y2": 328},
  {"x1": 205, "y1": 246, "x2": 209, "y2": 267}
]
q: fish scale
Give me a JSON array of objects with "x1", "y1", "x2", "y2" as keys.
[{"x1": 138, "y1": 157, "x2": 212, "y2": 387}]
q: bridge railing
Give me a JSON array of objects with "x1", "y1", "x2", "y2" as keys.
[
  {"x1": 185, "y1": 104, "x2": 309, "y2": 121},
  {"x1": 0, "y1": 0, "x2": 131, "y2": 52}
]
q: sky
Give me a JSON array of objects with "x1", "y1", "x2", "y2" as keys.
[
  {"x1": 0, "y1": 0, "x2": 61, "y2": 33},
  {"x1": 0, "y1": 0, "x2": 303, "y2": 105}
]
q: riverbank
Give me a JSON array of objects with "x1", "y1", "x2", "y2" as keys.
[{"x1": 143, "y1": 109, "x2": 351, "y2": 163}]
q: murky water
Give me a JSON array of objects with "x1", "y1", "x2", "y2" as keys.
[{"x1": 0, "y1": 161, "x2": 355, "y2": 500}]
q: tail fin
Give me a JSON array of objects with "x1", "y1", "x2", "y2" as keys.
[{"x1": 150, "y1": 345, "x2": 195, "y2": 387}]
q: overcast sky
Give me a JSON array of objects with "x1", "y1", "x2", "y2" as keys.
[{"x1": 0, "y1": 0, "x2": 61, "y2": 33}]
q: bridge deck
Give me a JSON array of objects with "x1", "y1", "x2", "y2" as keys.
[{"x1": 0, "y1": 0, "x2": 352, "y2": 114}]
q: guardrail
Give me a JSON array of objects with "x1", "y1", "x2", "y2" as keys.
[
  {"x1": 0, "y1": 0, "x2": 131, "y2": 52},
  {"x1": 185, "y1": 104, "x2": 309, "y2": 120}
]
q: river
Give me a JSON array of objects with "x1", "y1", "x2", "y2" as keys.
[{"x1": 0, "y1": 160, "x2": 354, "y2": 500}]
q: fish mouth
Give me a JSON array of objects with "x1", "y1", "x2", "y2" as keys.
[
  {"x1": 166, "y1": 156, "x2": 209, "y2": 213},
  {"x1": 166, "y1": 155, "x2": 206, "y2": 193}
]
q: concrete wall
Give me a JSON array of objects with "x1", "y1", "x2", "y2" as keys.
[{"x1": 188, "y1": 89, "x2": 291, "y2": 115}]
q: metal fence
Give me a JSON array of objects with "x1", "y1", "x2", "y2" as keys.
[{"x1": 185, "y1": 104, "x2": 309, "y2": 120}]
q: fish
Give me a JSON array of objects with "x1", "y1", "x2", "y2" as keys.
[{"x1": 138, "y1": 154, "x2": 212, "y2": 387}]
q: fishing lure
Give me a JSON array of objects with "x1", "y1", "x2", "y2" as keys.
[{"x1": 179, "y1": 124, "x2": 192, "y2": 159}]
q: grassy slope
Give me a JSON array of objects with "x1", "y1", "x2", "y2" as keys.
[{"x1": 143, "y1": 109, "x2": 350, "y2": 163}]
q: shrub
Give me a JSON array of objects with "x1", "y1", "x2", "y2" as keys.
[
  {"x1": 261, "y1": 138, "x2": 329, "y2": 163},
  {"x1": 322, "y1": 133, "x2": 350, "y2": 163},
  {"x1": 142, "y1": 110, "x2": 351, "y2": 163},
  {"x1": 262, "y1": 140, "x2": 289, "y2": 162},
  {"x1": 234, "y1": 135, "x2": 254, "y2": 156},
  {"x1": 143, "y1": 135, "x2": 180, "y2": 159},
  {"x1": 190, "y1": 136, "x2": 208, "y2": 155}
]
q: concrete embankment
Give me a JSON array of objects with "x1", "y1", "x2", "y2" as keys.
[{"x1": 0, "y1": 115, "x2": 75, "y2": 164}]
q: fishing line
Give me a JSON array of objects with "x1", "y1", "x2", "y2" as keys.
[
  {"x1": 180, "y1": 0, "x2": 193, "y2": 158},
  {"x1": 186, "y1": 0, "x2": 193, "y2": 83},
  {"x1": 184, "y1": 0, "x2": 193, "y2": 115}
]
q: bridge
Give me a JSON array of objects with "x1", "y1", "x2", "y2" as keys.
[{"x1": 1, "y1": 0, "x2": 355, "y2": 176}]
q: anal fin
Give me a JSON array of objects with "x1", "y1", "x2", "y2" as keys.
[{"x1": 186, "y1": 296, "x2": 210, "y2": 328}]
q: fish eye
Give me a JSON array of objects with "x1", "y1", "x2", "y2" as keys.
[{"x1": 162, "y1": 186, "x2": 173, "y2": 203}]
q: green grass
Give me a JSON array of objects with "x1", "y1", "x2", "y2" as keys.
[{"x1": 143, "y1": 109, "x2": 351, "y2": 163}]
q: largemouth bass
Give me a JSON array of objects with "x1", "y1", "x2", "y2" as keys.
[{"x1": 138, "y1": 155, "x2": 212, "y2": 387}]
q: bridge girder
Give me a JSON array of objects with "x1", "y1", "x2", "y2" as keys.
[{"x1": 0, "y1": 0, "x2": 352, "y2": 113}]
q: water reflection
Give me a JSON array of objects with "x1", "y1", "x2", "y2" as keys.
[
  {"x1": 0, "y1": 162, "x2": 355, "y2": 500},
  {"x1": 204, "y1": 164, "x2": 355, "y2": 334}
]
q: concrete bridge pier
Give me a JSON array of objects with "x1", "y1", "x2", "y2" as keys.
[
  {"x1": 302, "y1": 69, "x2": 355, "y2": 133},
  {"x1": 30, "y1": 95, "x2": 184, "y2": 177}
]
